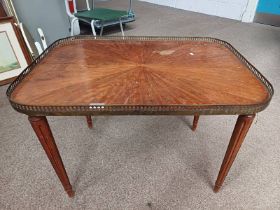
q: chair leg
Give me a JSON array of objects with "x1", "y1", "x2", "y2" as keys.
[
  {"x1": 70, "y1": 19, "x2": 74, "y2": 36},
  {"x1": 119, "y1": 19, "x2": 124, "y2": 37},
  {"x1": 86, "y1": 116, "x2": 93, "y2": 128},
  {"x1": 90, "y1": 20, "x2": 97, "y2": 37},
  {"x1": 70, "y1": 17, "x2": 80, "y2": 36},
  {"x1": 192, "y1": 115, "x2": 200, "y2": 131},
  {"x1": 100, "y1": 24, "x2": 104, "y2": 36}
]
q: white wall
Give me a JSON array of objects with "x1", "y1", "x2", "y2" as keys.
[{"x1": 140, "y1": 0, "x2": 258, "y2": 22}]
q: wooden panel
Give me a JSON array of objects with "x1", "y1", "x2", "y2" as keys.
[{"x1": 10, "y1": 39, "x2": 269, "y2": 107}]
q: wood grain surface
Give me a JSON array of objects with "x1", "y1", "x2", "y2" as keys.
[{"x1": 10, "y1": 39, "x2": 269, "y2": 107}]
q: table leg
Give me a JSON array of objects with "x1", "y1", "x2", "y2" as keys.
[
  {"x1": 28, "y1": 116, "x2": 74, "y2": 197},
  {"x1": 214, "y1": 114, "x2": 255, "y2": 192},
  {"x1": 86, "y1": 116, "x2": 93, "y2": 128},
  {"x1": 192, "y1": 115, "x2": 200, "y2": 131}
]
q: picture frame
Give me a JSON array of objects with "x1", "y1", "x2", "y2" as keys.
[{"x1": 0, "y1": 16, "x2": 32, "y2": 85}]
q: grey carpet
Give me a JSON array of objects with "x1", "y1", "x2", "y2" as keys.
[{"x1": 1, "y1": 0, "x2": 280, "y2": 209}]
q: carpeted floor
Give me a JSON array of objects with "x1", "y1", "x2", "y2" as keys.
[{"x1": 1, "y1": 1, "x2": 280, "y2": 209}]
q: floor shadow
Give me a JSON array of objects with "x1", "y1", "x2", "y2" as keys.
[
  {"x1": 79, "y1": 21, "x2": 135, "y2": 36},
  {"x1": 192, "y1": 160, "x2": 215, "y2": 189},
  {"x1": 177, "y1": 116, "x2": 193, "y2": 130}
]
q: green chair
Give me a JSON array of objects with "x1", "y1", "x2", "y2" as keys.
[{"x1": 65, "y1": 0, "x2": 135, "y2": 36}]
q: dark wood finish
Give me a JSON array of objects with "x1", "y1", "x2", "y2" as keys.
[
  {"x1": 192, "y1": 115, "x2": 199, "y2": 131},
  {"x1": 28, "y1": 116, "x2": 74, "y2": 197},
  {"x1": 0, "y1": 17, "x2": 32, "y2": 65},
  {"x1": 0, "y1": 76, "x2": 16, "y2": 86},
  {"x1": 86, "y1": 116, "x2": 93, "y2": 128},
  {"x1": 214, "y1": 114, "x2": 255, "y2": 192},
  {"x1": 10, "y1": 38, "x2": 270, "y2": 110},
  {"x1": 0, "y1": 2, "x2": 7, "y2": 17}
]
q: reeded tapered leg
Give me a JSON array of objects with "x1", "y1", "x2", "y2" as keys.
[
  {"x1": 86, "y1": 116, "x2": 93, "y2": 128},
  {"x1": 28, "y1": 116, "x2": 74, "y2": 197},
  {"x1": 192, "y1": 115, "x2": 200, "y2": 131},
  {"x1": 214, "y1": 114, "x2": 255, "y2": 192}
]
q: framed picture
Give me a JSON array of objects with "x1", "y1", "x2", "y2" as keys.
[{"x1": 0, "y1": 17, "x2": 32, "y2": 85}]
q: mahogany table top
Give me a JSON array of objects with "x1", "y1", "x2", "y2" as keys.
[{"x1": 7, "y1": 36, "x2": 273, "y2": 116}]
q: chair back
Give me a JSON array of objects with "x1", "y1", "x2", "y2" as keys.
[
  {"x1": 65, "y1": 0, "x2": 90, "y2": 16},
  {"x1": 64, "y1": 0, "x2": 76, "y2": 17}
]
